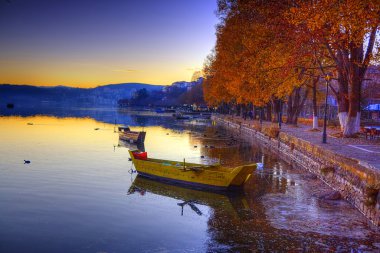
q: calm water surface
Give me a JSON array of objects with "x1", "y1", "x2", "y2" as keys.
[{"x1": 0, "y1": 108, "x2": 379, "y2": 252}]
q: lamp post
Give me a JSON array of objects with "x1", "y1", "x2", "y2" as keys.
[{"x1": 322, "y1": 73, "x2": 331, "y2": 144}]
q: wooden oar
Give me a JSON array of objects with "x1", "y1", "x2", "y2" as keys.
[{"x1": 186, "y1": 166, "x2": 204, "y2": 172}]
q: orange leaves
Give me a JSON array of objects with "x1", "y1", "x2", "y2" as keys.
[
  {"x1": 203, "y1": 1, "x2": 301, "y2": 106},
  {"x1": 288, "y1": 0, "x2": 380, "y2": 49},
  {"x1": 203, "y1": 0, "x2": 379, "y2": 109}
]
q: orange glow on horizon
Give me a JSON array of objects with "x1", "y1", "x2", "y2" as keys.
[
  {"x1": 0, "y1": 60, "x2": 202, "y2": 88},
  {"x1": 0, "y1": 0, "x2": 217, "y2": 88}
]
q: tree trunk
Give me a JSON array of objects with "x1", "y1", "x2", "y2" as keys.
[
  {"x1": 266, "y1": 103, "x2": 272, "y2": 122},
  {"x1": 326, "y1": 26, "x2": 377, "y2": 137},
  {"x1": 242, "y1": 104, "x2": 247, "y2": 120},
  {"x1": 272, "y1": 99, "x2": 281, "y2": 123},
  {"x1": 236, "y1": 104, "x2": 241, "y2": 116},
  {"x1": 252, "y1": 105, "x2": 256, "y2": 120},
  {"x1": 336, "y1": 70, "x2": 350, "y2": 132},
  {"x1": 286, "y1": 87, "x2": 309, "y2": 125},
  {"x1": 312, "y1": 77, "x2": 319, "y2": 129},
  {"x1": 286, "y1": 91, "x2": 294, "y2": 124},
  {"x1": 343, "y1": 48, "x2": 362, "y2": 136}
]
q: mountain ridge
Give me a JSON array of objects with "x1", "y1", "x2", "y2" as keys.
[{"x1": 0, "y1": 83, "x2": 165, "y2": 107}]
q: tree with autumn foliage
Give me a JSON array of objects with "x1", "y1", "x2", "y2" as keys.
[
  {"x1": 287, "y1": 0, "x2": 380, "y2": 136},
  {"x1": 204, "y1": 0, "x2": 379, "y2": 136},
  {"x1": 203, "y1": 0, "x2": 323, "y2": 125}
]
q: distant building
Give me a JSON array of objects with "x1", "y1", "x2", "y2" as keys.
[{"x1": 162, "y1": 78, "x2": 203, "y2": 93}]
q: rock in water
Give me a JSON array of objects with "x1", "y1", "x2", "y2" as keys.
[{"x1": 320, "y1": 191, "x2": 341, "y2": 200}]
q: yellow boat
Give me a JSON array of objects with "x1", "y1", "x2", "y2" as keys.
[{"x1": 128, "y1": 150, "x2": 256, "y2": 190}]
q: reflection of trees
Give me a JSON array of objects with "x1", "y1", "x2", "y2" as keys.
[
  {"x1": 128, "y1": 176, "x2": 289, "y2": 252},
  {"x1": 188, "y1": 125, "x2": 262, "y2": 166},
  {"x1": 3, "y1": 107, "x2": 217, "y2": 135},
  {"x1": 205, "y1": 168, "x2": 363, "y2": 252},
  {"x1": 185, "y1": 124, "x2": 362, "y2": 251},
  {"x1": 3, "y1": 107, "x2": 197, "y2": 130},
  {"x1": 132, "y1": 176, "x2": 320, "y2": 252},
  {"x1": 204, "y1": 159, "x2": 292, "y2": 251}
]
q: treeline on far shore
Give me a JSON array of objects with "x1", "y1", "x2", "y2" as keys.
[{"x1": 117, "y1": 82, "x2": 205, "y2": 107}]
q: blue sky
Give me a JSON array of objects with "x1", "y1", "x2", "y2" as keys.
[{"x1": 0, "y1": 0, "x2": 218, "y2": 87}]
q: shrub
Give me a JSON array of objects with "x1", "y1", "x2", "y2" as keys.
[
  {"x1": 364, "y1": 185, "x2": 378, "y2": 206},
  {"x1": 320, "y1": 166, "x2": 335, "y2": 176},
  {"x1": 262, "y1": 124, "x2": 280, "y2": 138},
  {"x1": 252, "y1": 121, "x2": 262, "y2": 132}
]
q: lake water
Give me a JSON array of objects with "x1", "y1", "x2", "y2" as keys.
[{"x1": 0, "y1": 107, "x2": 379, "y2": 252}]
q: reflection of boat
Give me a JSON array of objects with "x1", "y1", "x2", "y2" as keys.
[
  {"x1": 130, "y1": 175, "x2": 231, "y2": 204},
  {"x1": 194, "y1": 113, "x2": 211, "y2": 119},
  {"x1": 128, "y1": 150, "x2": 256, "y2": 190},
  {"x1": 155, "y1": 108, "x2": 176, "y2": 113},
  {"x1": 118, "y1": 126, "x2": 146, "y2": 143},
  {"x1": 128, "y1": 176, "x2": 251, "y2": 218},
  {"x1": 118, "y1": 138, "x2": 145, "y2": 152},
  {"x1": 173, "y1": 111, "x2": 211, "y2": 120}
]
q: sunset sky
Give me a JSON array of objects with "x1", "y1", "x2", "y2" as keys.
[{"x1": 0, "y1": 0, "x2": 218, "y2": 87}]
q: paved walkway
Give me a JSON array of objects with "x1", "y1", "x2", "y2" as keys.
[{"x1": 220, "y1": 115, "x2": 380, "y2": 171}]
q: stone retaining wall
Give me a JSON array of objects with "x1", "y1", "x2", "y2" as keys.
[{"x1": 213, "y1": 115, "x2": 380, "y2": 226}]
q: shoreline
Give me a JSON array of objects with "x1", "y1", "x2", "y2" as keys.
[{"x1": 212, "y1": 114, "x2": 380, "y2": 227}]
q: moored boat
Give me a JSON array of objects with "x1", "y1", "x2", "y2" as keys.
[
  {"x1": 173, "y1": 112, "x2": 192, "y2": 120},
  {"x1": 118, "y1": 126, "x2": 146, "y2": 143},
  {"x1": 128, "y1": 150, "x2": 256, "y2": 190},
  {"x1": 193, "y1": 113, "x2": 212, "y2": 119}
]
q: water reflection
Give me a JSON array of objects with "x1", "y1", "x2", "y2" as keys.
[
  {"x1": 117, "y1": 138, "x2": 145, "y2": 152},
  {"x1": 0, "y1": 106, "x2": 186, "y2": 129},
  {"x1": 0, "y1": 108, "x2": 379, "y2": 252},
  {"x1": 128, "y1": 176, "x2": 251, "y2": 219}
]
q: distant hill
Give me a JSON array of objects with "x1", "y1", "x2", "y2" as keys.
[
  {"x1": 0, "y1": 83, "x2": 164, "y2": 107},
  {"x1": 118, "y1": 78, "x2": 205, "y2": 107}
]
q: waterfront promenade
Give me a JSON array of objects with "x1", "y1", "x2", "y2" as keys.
[{"x1": 219, "y1": 115, "x2": 380, "y2": 171}]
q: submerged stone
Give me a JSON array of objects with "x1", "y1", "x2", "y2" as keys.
[{"x1": 320, "y1": 191, "x2": 342, "y2": 201}]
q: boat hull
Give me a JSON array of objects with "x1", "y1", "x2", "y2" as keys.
[{"x1": 137, "y1": 171, "x2": 230, "y2": 191}]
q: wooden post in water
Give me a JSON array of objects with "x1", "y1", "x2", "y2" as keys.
[{"x1": 183, "y1": 158, "x2": 186, "y2": 170}]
